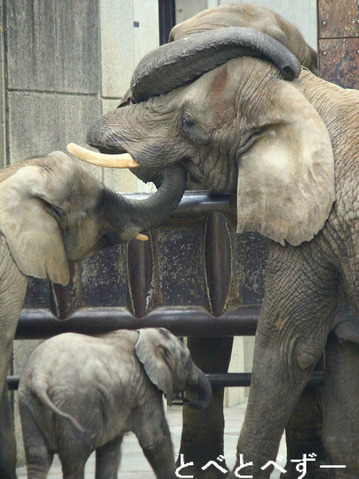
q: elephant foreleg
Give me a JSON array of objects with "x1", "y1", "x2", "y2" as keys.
[
  {"x1": 178, "y1": 336, "x2": 233, "y2": 479},
  {"x1": 230, "y1": 244, "x2": 338, "y2": 478},
  {"x1": 0, "y1": 386, "x2": 17, "y2": 479},
  {"x1": 0, "y1": 239, "x2": 28, "y2": 478},
  {"x1": 134, "y1": 405, "x2": 176, "y2": 479},
  {"x1": 323, "y1": 333, "x2": 359, "y2": 478},
  {"x1": 281, "y1": 383, "x2": 328, "y2": 479}
]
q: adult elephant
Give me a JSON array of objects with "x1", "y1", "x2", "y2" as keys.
[
  {"x1": 70, "y1": 7, "x2": 330, "y2": 479},
  {"x1": 171, "y1": 5, "x2": 324, "y2": 478},
  {"x1": 72, "y1": 24, "x2": 359, "y2": 478},
  {"x1": 0, "y1": 151, "x2": 185, "y2": 479}
]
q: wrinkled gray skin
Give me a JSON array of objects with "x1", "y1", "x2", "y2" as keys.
[
  {"x1": 0, "y1": 152, "x2": 186, "y2": 479},
  {"x1": 173, "y1": 9, "x2": 324, "y2": 477},
  {"x1": 18, "y1": 328, "x2": 212, "y2": 479},
  {"x1": 85, "y1": 9, "x2": 359, "y2": 478}
]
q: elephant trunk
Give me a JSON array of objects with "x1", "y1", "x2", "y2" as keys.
[
  {"x1": 74, "y1": 27, "x2": 301, "y2": 171},
  {"x1": 117, "y1": 164, "x2": 186, "y2": 237},
  {"x1": 130, "y1": 27, "x2": 301, "y2": 102},
  {"x1": 186, "y1": 364, "x2": 212, "y2": 410}
]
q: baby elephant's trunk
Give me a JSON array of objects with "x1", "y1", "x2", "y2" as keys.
[{"x1": 186, "y1": 365, "x2": 212, "y2": 410}]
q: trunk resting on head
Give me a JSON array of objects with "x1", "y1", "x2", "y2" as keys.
[{"x1": 130, "y1": 27, "x2": 301, "y2": 102}]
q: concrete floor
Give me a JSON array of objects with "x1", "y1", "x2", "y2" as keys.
[{"x1": 16, "y1": 400, "x2": 287, "y2": 478}]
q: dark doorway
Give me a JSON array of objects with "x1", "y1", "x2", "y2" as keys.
[{"x1": 158, "y1": 0, "x2": 176, "y2": 44}]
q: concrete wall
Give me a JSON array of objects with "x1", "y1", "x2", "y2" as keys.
[{"x1": 2, "y1": 0, "x2": 160, "y2": 465}]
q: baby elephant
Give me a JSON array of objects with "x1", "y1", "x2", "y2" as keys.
[{"x1": 18, "y1": 328, "x2": 211, "y2": 479}]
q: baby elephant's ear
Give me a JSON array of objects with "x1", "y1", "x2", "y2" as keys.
[
  {"x1": 0, "y1": 162, "x2": 69, "y2": 285},
  {"x1": 135, "y1": 328, "x2": 174, "y2": 404}
]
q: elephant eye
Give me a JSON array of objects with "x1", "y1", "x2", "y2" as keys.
[
  {"x1": 96, "y1": 199, "x2": 104, "y2": 211},
  {"x1": 97, "y1": 192, "x2": 108, "y2": 211},
  {"x1": 182, "y1": 115, "x2": 194, "y2": 132}
]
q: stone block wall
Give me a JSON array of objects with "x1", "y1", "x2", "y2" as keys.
[
  {"x1": 1, "y1": 0, "x2": 160, "y2": 465},
  {"x1": 1, "y1": 0, "x2": 158, "y2": 188}
]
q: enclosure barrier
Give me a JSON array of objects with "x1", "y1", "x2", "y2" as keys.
[{"x1": 7, "y1": 192, "x2": 324, "y2": 390}]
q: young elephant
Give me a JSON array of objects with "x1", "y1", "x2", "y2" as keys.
[
  {"x1": 0, "y1": 152, "x2": 185, "y2": 479},
  {"x1": 18, "y1": 328, "x2": 212, "y2": 479}
]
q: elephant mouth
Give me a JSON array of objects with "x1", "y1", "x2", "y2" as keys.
[{"x1": 67, "y1": 143, "x2": 235, "y2": 193}]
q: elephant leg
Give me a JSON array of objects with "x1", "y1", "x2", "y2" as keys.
[
  {"x1": 0, "y1": 248, "x2": 28, "y2": 478},
  {"x1": 95, "y1": 436, "x2": 123, "y2": 479},
  {"x1": 281, "y1": 384, "x2": 329, "y2": 479},
  {"x1": 0, "y1": 385, "x2": 17, "y2": 479},
  {"x1": 134, "y1": 407, "x2": 176, "y2": 479},
  {"x1": 229, "y1": 244, "x2": 338, "y2": 478},
  {"x1": 178, "y1": 336, "x2": 233, "y2": 479},
  {"x1": 322, "y1": 333, "x2": 359, "y2": 478},
  {"x1": 19, "y1": 399, "x2": 53, "y2": 479},
  {"x1": 60, "y1": 461, "x2": 86, "y2": 479},
  {"x1": 57, "y1": 430, "x2": 90, "y2": 479}
]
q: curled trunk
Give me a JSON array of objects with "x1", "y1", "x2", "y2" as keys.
[
  {"x1": 186, "y1": 364, "x2": 212, "y2": 410},
  {"x1": 116, "y1": 165, "x2": 186, "y2": 237},
  {"x1": 131, "y1": 27, "x2": 301, "y2": 102}
]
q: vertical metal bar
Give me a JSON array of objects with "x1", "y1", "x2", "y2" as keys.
[
  {"x1": 127, "y1": 235, "x2": 153, "y2": 318},
  {"x1": 50, "y1": 262, "x2": 81, "y2": 320},
  {"x1": 204, "y1": 212, "x2": 231, "y2": 317}
]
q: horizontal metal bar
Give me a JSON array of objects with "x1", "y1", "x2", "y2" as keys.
[
  {"x1": 7, "y1": 376, "x2": 19, "y2": 391},
  {"x1": 207, "y1": 372, "x2": 325, "y2": 389},
  {"x1": 7, "y1": 372, "x2": 324, "y2": 392},
  {"x1": 125, "y1": 192, "x2": 235, "y2": 220},
  {"x1": 16, "y1": 306, "x2": 260, "y2": 340}
]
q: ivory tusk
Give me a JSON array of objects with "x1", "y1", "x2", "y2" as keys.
[
  {"x1": 135, "y1": 234, "x2": 149, "y2": 241},
  {"x1": 67, "y1": 143, "x2": 140, "y2": 168}
]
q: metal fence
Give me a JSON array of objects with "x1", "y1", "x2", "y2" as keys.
[{"x1": 7, "y1": 192, "x2": 324, "y2": 390}]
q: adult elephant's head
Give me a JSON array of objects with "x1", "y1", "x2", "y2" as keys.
[{"x1": 72, "y1": 27, "x2": 334, "y2": 247}]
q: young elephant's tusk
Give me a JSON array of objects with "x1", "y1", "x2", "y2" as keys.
[
  {"x1": 67, "y1": 143, "x2": 140, "y2": 168},
  {"x1": 135, "y1": 234, "x2": 149, "y2": 241}
]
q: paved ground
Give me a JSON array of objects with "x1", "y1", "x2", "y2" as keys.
[{"x1": 16, "y1": 400, "x2": 287, "y2": 478}]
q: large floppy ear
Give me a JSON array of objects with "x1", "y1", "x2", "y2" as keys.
[
  {"x1": 0, "y1": 160, "x2": 70, "y2": 285},
  {"x1": 236, "y1": 79, "x2": 335, "y2": 246},
  {"x1": 335, "y1": 322, "x2": 359, "y2": 345},
  {"x1": 135, "y1": 328, "x2": 174, "y2": 404}
]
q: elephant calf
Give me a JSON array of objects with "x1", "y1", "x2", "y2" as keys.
[{"x1": 18, "y1": 327, "x2": 212, "y2": 479}]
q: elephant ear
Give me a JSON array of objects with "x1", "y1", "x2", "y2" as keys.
[
  {"x1": 236, "y1": 79, "x2": 335, "y2": 246},
  {"x1": 335, "y1": 322, "x2": 359, "y2": 344},
  {"x1": 0, "y1": 159, "x2": 69, "y2": 285},
  {"x1": 135, "y1": 328, "x2": 174, "y2": 404}
]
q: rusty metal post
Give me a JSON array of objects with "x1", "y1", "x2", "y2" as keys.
[{"x1": 318, "y1": 0, "x2": 359, "y2": 88}]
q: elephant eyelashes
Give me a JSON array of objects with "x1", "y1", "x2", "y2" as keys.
[
  {"x1": 96, "y1": 197, "x2": 106, "y2": 211},
  {"x1": 181, "y1": 115, "x2": 195, "y2": 132},
  {"x1": 181, "y1": 114, "x2": 210, "y2": 146},
  {"x1": 44, "y1": 202, "x2": 65, "y2": 225}
]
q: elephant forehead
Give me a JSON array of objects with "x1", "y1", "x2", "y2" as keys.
[
  {"x1": 181, "y1": 65, "x2": 237, "y2": 123},
  {"x1": 63, "y1": 165, "x2": 103, "y2": 204}
]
